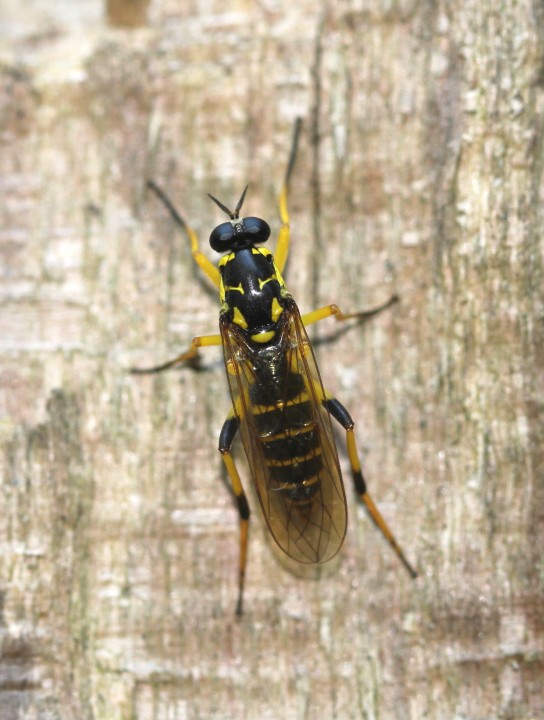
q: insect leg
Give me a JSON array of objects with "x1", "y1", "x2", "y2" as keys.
[
  {"x1": 130, "y1": 334, "x2": 222, "y2": 374},
  {"x1": 301, "y1": 294, "x2": 399, "y2": 328},
  {"x1": 147, "y1": 180, "x2": 221, "y2": 288},
  {"x1": 275, "y1": 118, "x2": 303, "y2": 274},
  {"x1": 324, "y1": 395, "x2": 418, "y2": 579},
  {"x1": 219, "y1": 412, "x2": 250, "y2": 616}
]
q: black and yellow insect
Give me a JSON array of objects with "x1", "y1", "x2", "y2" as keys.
[{"x1": 133, "y1": 121, "x2": 417, "y2": 615}]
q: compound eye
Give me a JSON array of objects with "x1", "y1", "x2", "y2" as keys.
[
  {"x1": 209, "y1": 222, "x2": 235, "y2": 252},
  {"x1": 242, "y1": 217, "x2": 271, "y2": 243}
]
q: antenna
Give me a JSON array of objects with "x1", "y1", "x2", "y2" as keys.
[{"x1": 208, "y1": 185, "x2": 249, "y2": 220}]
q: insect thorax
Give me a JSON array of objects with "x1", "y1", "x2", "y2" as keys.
[{"x1": 219, "y1": 246, "x2": 289, "y2": 342}]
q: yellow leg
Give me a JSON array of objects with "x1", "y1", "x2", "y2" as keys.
[
  {"x1": 346, "y1": 428, "x2": 418, "y2": 578},
  {"x1": 301, "y1": 295, "x2": 399, "y2": 328},
  {"x1": 130, "y1": 333, "x2": 222, "y2": 374},
  {"x1": 147, "y1": 180, "x2": 220, "y2": 288},
  {"x1": 325, "y1": 395, "x2": 418, "y2": 579},
  {"x1": 274, "y1": 118, "x2": 302, "y2": 274},
  {"x1": 219, "y1": 413, "x2": 250, "y2": 616},
  {"x1": 274, "y1": 185, "x2": 291, "y2": 274}
]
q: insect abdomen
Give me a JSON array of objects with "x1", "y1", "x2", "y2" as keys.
[{"x1": 250, "y1": 368, "x2": 324, "y2": 502}]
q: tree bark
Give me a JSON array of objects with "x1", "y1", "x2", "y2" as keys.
[{"x1": 1, "y1": 1, "x2": 542, "y2": 719}]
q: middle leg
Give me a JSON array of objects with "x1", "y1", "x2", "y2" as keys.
[
  {"x1": 130, "y1": 333, "x2": 223, "y2": 374},
  {"x1": 301, "y1": 294, "x2": 399, "y2": 328}
]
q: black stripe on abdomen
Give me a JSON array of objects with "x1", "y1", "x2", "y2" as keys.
[
  {"x1": 261, "y1": 426, "x2": 319, "y2": 461},
  {"x1": 252, "y1": 400, "x2": 313, "y2": 435}
]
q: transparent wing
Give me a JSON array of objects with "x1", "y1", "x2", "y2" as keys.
[{"x1": 220, "y1": 299, "x2": 347, "y2": 563}]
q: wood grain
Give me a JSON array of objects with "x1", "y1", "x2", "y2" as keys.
[{"x1": 0, "y1": 1, "x2": 542, "y2": 718}]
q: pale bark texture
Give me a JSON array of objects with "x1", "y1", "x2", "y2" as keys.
[{"x1": 1, "y1": 1, "x2": 543, "y2": 719}]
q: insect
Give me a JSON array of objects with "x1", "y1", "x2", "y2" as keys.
[{"x1": 132, "y1": 120, "x2": 417, "y2": 615}]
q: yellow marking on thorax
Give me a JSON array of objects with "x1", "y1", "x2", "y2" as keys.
[
  {"x1": 250, "y1": 329, "x2": 276, "y2": 343},
  {"x1": 218, "y1": 252, "x2": 235, "y2": 268},
  {"x1": 232, "y1": 307, "x2": 248, "y2": 329},
  {"x1": 271, "y1": 297, "x2": 283, "y2": 322},
  {"x1": 255, "y1": 247, "x2": 287, "y2": 290},
  {"x1": 259, "y1": 277, "x2": 273, "y2": 290},
  {"x1": 218, "y1": 253, "x2": 233, "y2": 303},
  {"x1": 217, "y1": 246, "x2": 290, "y2": 308},
  {"x1": 273, "y1": 263, "x2": 287, "y2": 290}
]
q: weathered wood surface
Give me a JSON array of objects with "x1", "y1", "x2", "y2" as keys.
[{"x1": 1, "y1": 1, "x2": 542, "y2": 718}]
